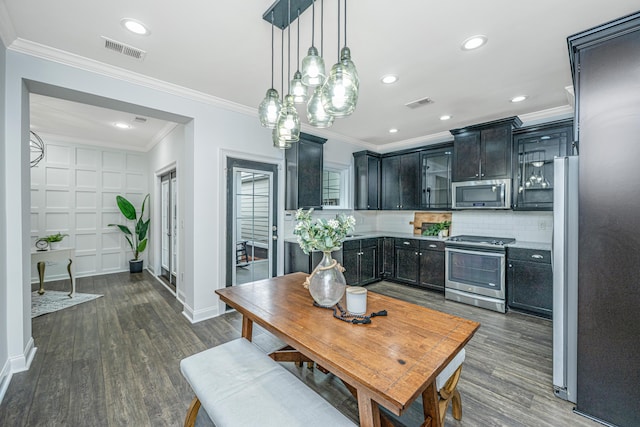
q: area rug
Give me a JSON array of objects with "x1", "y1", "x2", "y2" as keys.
[{"x1": 31, "y1": 291, "x2": 103, "y2": 318}]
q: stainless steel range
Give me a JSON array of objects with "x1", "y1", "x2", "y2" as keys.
[{"x1": 445, "y1": 235, "x2": 515, "y2": 313}]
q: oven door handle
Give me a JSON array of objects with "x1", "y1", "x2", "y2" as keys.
[{"x1": 445, "y1": 247, "x2": 506, "y2": 258}]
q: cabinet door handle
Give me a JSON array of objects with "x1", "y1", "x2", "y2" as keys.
[
  {"x1": 419, "y1": 252, "x2": 422, "y2": 256},
  {"x1": 509, "y1": 263, "x2": 513, "y2": 268},
  {"x1": 428, "y1": 244, "x2": 437, "y2": 248},
  {"x1": 403, "y1": 241, "x2": 410, "y2": 245},
  {"x1": 531, "y1": 254, "x2": 544, "y2": 259}
]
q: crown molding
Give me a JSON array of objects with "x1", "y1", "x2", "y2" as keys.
[
  {"x1": 0, "y1": 1, "x2": 16, "y2": 48},
  {"x1": 144, "y1": 122, "x2": 180, "y2": 152},
  {"x1": 36, "y1": 130, "x2": 152, "y2": 153},
  {"x1": 377, "y1": 131, "x2": 453, "y2": 154},
  {"x1": 8, "y1": 38, "x2": 258, "y2": 117},
  {"x1": 519, "y1": 104, "x2": 574, "y2": 126}
]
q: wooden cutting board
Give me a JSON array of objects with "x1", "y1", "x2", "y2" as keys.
[{"x1": 409, "y1": 212, "x2": 452, "y2": 235}]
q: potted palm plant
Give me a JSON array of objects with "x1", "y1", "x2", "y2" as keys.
[{"x1": 109, "y1": 194, "x2": 150, "y2": 273}]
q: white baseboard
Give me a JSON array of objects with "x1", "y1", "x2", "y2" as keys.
[
  {"x1": 0, "y1": 358, "x2": 12, "y2": 405},
  {"x1": 181, "y1": 303, "x2": 220, "y2": 324}
]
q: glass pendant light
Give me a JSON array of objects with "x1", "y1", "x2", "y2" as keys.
[
  {"x1": 274, "y1": 94, "x2": 300, "y2": 144},
  {"x1": 258, "y1": 12, "x2": 282, "y2": 128},
  {"x1": 301, "y1": 0, "x2": 326, "y2": 87},
  {"x1": 274, "y1": 0, "x2": 300, "y2": 147},
  {"x1": 308, "y1": 86, "x2": 334, "y2": 128},
  {"x1": 321, "y1": 0, "x2": 358, "y2": 118},
  {"x1": 290, "y1": 9, "x2": 308, "y2": 104}
]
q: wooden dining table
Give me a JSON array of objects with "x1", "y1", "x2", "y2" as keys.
[{"x1": 216, "y1": 272, "x2": 480, "y2": 427}]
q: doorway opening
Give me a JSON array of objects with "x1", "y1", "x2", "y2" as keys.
[
  {"x1": 226, "y1": 158, "x2": 278, "y2": 286},
  {"x1": 160, "y1": 169, "x2": 178, "y2": 291}
]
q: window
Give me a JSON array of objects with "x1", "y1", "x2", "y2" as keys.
[{"x1": 322, "y1": 162, "x2": 350, "y2": 209}]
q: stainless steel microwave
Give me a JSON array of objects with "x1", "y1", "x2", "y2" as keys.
[{"x1": 451, "y1": 178, "x2": 511, "y2": 209}]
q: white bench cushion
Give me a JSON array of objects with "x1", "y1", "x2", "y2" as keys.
[
  {"x1": 181, "y1": 338, "x2": 356, "y2": 427},
  {"x1": 435, "y1": 348, "x2": 466, "y2": 390}
]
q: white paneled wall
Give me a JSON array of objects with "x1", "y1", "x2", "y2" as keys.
[{"x1": 30, "y1": 138, "x2": 148, "y2": 282}]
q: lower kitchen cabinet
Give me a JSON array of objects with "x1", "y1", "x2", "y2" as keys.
[
  {"x1": 394, "y1": 238, "x2": 420, "y2": 285},
  {"x1": 378, "y1": 237, "x2": 395, "y2": 279},
  {"x1": 507, "y1": 247, "x2": 552, "y2": 318},
  {"x1": 284, "y1": 242, "x2": 342, "y2": 275},
  {"x1": 418, "y1": 240, "x2": 445, "y2": 292},
  {"x1": 342, "y1": 238, "x2": 378, "y2": 286}
]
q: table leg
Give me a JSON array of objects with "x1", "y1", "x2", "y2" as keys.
[
  {"x1": 357, "y1": 389, "x2": 382, "y2": 427},
  {"x1": 67, "y1": 258, "x2": 75, "y2": 298},
  {"x1": 241, "y1": 316, "x2": 253, "y2": 341},
  {"x1": 421, "y1": 381, "x2": 441, "y2": 427},
  {"x1": 37, "y1": 261, "x2": 46, "y2": 295}
]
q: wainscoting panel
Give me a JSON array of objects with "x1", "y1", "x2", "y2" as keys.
[{"x1": 31, "y1": 138, "x2": 148, "y2": 282}]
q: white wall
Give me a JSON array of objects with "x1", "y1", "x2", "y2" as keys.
[
  {"x1": 30, "y1": 137, "x2": 149, "y2": 280},
  {"x1": 0, "y1": 39, "x2": 10, "y2": 403}
]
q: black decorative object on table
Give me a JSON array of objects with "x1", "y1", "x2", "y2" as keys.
[{"x1": 314, "y1": 301, "x2": 387, "y2": 325}]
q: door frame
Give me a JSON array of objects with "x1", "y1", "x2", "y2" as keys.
[{"x1": 225, "y1": 157, "x2": 279, "y2": 287}]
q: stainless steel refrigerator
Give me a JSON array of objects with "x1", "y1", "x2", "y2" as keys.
[{"x1": 552, "y1": 156, "x2": 578, "y2": 404}]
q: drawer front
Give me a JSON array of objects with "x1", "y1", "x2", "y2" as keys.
[
  {"x1": 360, "y1": 238, "x2": 378, "y2": 249},
  {"x1": 395, "y1": 238, "x2": 419, "y2": 249},
  {"x1": 508, "y1": 247, "x2": 551, "y2": 264},
  {"x1": 419, "y1": 240, "x2": 445, "y2": 251}
]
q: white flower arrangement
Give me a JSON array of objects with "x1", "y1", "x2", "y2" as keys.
[{"x1": 293, "y1": 208, "x2": 356, "y2": 254}]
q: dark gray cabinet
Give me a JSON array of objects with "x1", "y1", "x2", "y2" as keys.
[
  {"x1": 285, "y1": 133, "x2": 326, "y2": 210},
  {"x1": 451, "y1": 117, "x2": 522, "y2": 182},
  {"x1": 381, "y1": 152, "x2": 420, "y2": 210},
  {"x1": 506, "y1": 247, "x2": 552, "y2": 318},
  {"x1": 342, "y1": 238, "x2": 378, "y2": 286},
  {"x1": 421, "y1": 146, "x2": 453, "y2": 209},
  {"x1": 284, "y1": 242, "x2": 342, "y2": 274},
  {"x1": 418, "y1": 240, "x2": 445, "y2": 292},
  {"x1": 394, "y1": 238, "x2": 420, "y2": 285},
  {"x1": 353, "y1": 151, "x2": 381, "y2": 210},
  {"x1": 513, "y1": 120, "x2": 573, "y2": 210},
  {"x1": 378, "y1": 237, "x2": 395, "y2": 279}
]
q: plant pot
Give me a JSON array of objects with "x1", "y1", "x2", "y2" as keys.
[
  {"x1": 129, "y1": 259, "x2": 144, "y2": 273},
  {"x1": 50, "y1": 241, "x2": 61, "y2": 250}
]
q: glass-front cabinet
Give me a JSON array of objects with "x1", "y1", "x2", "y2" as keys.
[
  {"x1": 512, "y1": 120, "x2": 573, "y2": 210},
  {"x1": 421, "y1": 146, "x2": 452, "y2": 209}
]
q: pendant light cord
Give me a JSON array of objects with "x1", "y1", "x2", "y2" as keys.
[
  {"x1": 336, "y1": 0, "x2": 341, "y2": 58},
  {"x1": 296, "y1": 9, "x2": 301, "y2": 70},
  {"x1": 281, "y1": 28, "x2": 284, "y2": 99},
  {"x1": 311, "y1": 0, "x2": 316, "y2": 48},
  {"x1": 270, "y1": 11, "x2": 275, "y2": 89},
  {"x1": 287, "y1": 0, "x2": 291, "y2": 92},
  {"x1": 344, "y1": 0, "x2": 347, "y2": 47},
  {"x1": 320, "y1": 0, "x2": 324, "y2": 56}
]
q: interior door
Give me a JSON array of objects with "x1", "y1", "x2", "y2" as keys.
[
  {"x1": 160, "y1": 170, "x2": 177, "y2": 290},
  {"x1": 226, "y1": 158, "x2": 278, "y2": 286}
]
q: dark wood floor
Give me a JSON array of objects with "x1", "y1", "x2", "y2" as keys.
[{"x1": 0, "y1": 272, "x2": 599, "y2": 427}]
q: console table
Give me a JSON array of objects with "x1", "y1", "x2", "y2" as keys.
[{"x1": 31, "y1": 247, "x2": 76, "y2": 297}]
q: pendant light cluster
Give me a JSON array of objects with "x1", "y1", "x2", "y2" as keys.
[{"x1": 258, "y1": 0, "x2": 359, "y2": 149}]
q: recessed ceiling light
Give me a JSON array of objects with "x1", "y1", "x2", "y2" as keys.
[
  {"x1": 461, "y1": 35, "x2": 487, "y2": 50},
  {"x1": 440, "y1": 115, "x2": 452, "y2": 121},
  {"x1": 114, "y1": 122, "x2": 131, "y2": 129},
  {"x1": 121, "y1": 18, "x2": 150, "y2": 36},
  {"x1": 510, "y1": 95, "x2": 527, "y2": 103},
  {"x1": 381, "y1": 74, "x2": 398, "y2": 84},
  {"x1": 389, "y1": 128, "x2": 398, "y2": 133}
]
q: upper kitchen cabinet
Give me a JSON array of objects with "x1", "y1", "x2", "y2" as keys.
[
  {"x1": 513, "y1": 120, "x2": 573, "y2": 210},
  {"x1": 421, "y1": 145, "x2": 453, "y2": 209},
  {"x1": 451, "y1": 117, "x2": 522, "y2": 182},
  {"x1": 353, "y1": 151, "x2": 381, "y2": 210},
  {"x1": 381, "y1": 152, "x2": 420, "y2": 210},
  {"x1": 285, "y1": 133, "x2": 326, "y2": 210}
]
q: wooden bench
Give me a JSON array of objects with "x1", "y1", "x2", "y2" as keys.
[{"x1": 180, "y1": 338, "x2": 357, "y2": 427}]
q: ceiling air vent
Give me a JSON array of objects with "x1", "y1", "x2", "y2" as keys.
[
  {"x1": 101, "y1": 36, "x2": 146, "y2": 60},
  {"x1": 134, "y1": 117, "x2": 148, "y2": 123},
  {"x1": 405, "y1": 97, "x2": 434, "y2": 109}
]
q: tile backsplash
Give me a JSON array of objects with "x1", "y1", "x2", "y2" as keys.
[{"x1": 284, "y1": 209, "x2": 553, "y2": 244}]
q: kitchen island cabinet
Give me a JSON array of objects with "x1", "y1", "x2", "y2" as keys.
[{"x1": 507, "y1": 247, "x2": 552, "y2": 318}]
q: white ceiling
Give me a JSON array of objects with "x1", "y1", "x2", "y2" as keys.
[{"x1": 2, "y1": 0, "x2": 639, "y2": 151}]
